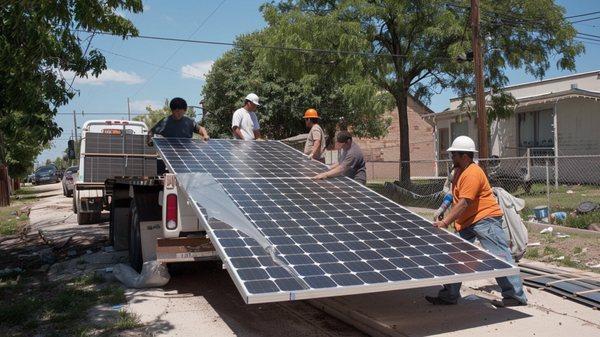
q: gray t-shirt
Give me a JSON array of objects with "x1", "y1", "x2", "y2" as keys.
[
  {"x1": 340, "y1": 142, "x2": 366, "y2": 184},
  {"x1": 151, "y1": 116, "x2": 198, "y2": 138}
]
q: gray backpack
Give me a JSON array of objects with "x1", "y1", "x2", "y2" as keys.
[{"x1": 493, "y1": 187, "x2": 528, "y2": 262}]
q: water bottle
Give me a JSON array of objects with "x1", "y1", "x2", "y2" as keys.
[{"x1": 435, "y1": 193, "x2": 453, "y2": 220}]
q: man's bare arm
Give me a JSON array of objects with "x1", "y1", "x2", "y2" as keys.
[
  {"x1": 253, "y1": 129, "x2": 262, "y2": 140},
  {"x1": 433, "y1": 198, "x2": 470, "y2": 228},
  {"x1": 195, "y1": 125, "x2": 210, "y2": 141},
  {"x1": 232, "y1": 126, "x2": 244, "y2": 140},
  {"x1": 313, "y1": 164, "x2": 345, "y2": 180}
]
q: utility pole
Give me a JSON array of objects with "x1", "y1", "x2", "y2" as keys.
[
  {"x1": 127, "y1": 97, "x2": 131, "y2": 120},
  {"x1": 73, "y1": 110, "x2": 78, "y2": 144},
  {"x1": 471, "y1": 0, "x2": 489, "y2": 164}
]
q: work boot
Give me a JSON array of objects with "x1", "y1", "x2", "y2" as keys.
[
  {"x1": 490, "y1": 298, "x2": 527, "y2": 308},
  {"x1": 425, "y1": 296, "x2": 456, "y2": 305}
]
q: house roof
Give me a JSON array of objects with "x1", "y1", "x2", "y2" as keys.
[
  {"x1": 422, "y1": 88, "x2": 600, "y2": 121},
  {"x1": 448, "y1": 70, "x2": 600, "y2": 104}
]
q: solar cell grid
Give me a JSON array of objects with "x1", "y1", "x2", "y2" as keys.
[{"x1": 154, "y1": 138, "x2": 519, "y2": 303}]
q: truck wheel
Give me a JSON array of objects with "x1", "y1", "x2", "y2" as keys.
[
  {"x1": 129, "y1": 199, "x2": 143, "y2": 272},
  {"x1": 78, "y1": 212, "x2": 91, "y2": 225},
  {"x1": 73, "y1": 194, "x2": 78, "y2": 214},
  {"x1": 66, "y1": 189, "x2": 73, "y2": 198}
]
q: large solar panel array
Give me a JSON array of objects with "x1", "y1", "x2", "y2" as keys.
[{"x1": 154, "y1": 138, "x2": 519, "y2": 304}]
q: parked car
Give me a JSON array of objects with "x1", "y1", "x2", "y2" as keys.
[
  {"x1": 26, "y1": 173, "x2": 36, "y2": 184},
  {"x1": 62, "y1": 165, "x2": 78, "y2": 197},
  {"x1": 33, "y1": 165, "x2": 60, "y2": 185}
]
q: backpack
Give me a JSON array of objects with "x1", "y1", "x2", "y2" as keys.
[{"x1": 493, "y1": 187, "x2": 528, "y2": 262}]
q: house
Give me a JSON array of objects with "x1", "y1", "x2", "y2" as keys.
[
  {"x1": 354, "y1": 96, "x2": 436, "y2": 180},
  {"x1": 424, "y1": 70, "x2": 600, "y2": 182}
]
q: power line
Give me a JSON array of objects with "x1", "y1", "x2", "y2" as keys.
[
  {"x1": 97, "y1": 48, "x2": 202, "y2": 78},
  {"x1": 566, "y1": 10, "x2": 600, "y2": 19},
  {"x1": 130, "y1": 0, "x2": 227, "y2": 98},
  {"x1": 571, "y1": 16, "x2": 600, "y2": 24},
  {"x1": 75, "y1": 29, "x2": 455, "y2": 61}
]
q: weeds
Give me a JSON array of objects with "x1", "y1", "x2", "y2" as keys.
[{"x1": 0, "y1": 272, "x2": 134, "y2": 337}]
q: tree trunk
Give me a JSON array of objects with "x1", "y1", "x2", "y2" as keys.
[
  {"x1": 13, "y1": 178, "x2": 20, "y2": 191},
  {"x1": 396, "y1": 91, "x2": 411, "y2": 186},
  {"x1": 0, "y1": 165, "x2": 9, "y2": 207}
]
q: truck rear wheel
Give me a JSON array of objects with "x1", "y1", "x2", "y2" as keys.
[{"x1": 129, "y1": 199, "x2": 143, "y2": 272}]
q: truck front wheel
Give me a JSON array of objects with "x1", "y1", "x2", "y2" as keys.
[{"x1": 129, "y1": 199, "x2": 143, "y2": 272}]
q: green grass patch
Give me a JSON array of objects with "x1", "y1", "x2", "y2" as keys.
[
  {"x1": 564, "y1": 211, "x2": 600, "y2": 229},
  {"x1": 573, "y1": 246, "x2": 583, "y2": 254},
  {"x1": 543, "y1": 246, "x2": 561, "y2": 256},
  {"x1": 14, "y1": 187, "x2": 37, "y2": 196},
  {"x1": 0, "y1": 272, "x2": 133, "y2": 336},
  {"x1": 110, "y1": 310, "x2": 142, "y2": 331},
  {"x1": 525, "y1": 248, "x2": 539, "y2": 259},
  {"x1": 0, "y1": 208, "x2": 28, "y2": 236}
]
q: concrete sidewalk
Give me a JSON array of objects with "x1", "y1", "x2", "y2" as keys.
[{"x1": 311, "y1": 277, "x2": 600, "y2": 337}]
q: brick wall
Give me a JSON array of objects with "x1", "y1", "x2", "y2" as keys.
[{"x1": 355, "y1": 97, "x2": 435, "y2": 180}]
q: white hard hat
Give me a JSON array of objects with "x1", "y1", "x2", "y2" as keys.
[
  {"x1": 447, "y1": 135, "x2": 478, "y2": 153},
  {"x1": 245, "y1": 93, "x2": 260, "y2": 106}
]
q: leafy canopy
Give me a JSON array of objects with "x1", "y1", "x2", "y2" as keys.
[
  {"x1": 261, "y1": 0, "x2": 583, "y2": 181},
  {"x1": 0, "y1": 0, "x2": 142, "y2": 176}
]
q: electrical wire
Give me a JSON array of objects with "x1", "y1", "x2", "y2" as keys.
[{"x1": 130, "y1": 0, "x2": 227, "y2": 98}]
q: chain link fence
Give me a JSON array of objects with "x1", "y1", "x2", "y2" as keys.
[{"x1": 367, "y1": 153, "x2": 600, "y2": 228}]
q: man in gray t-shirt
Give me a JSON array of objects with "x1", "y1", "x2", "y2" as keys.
[
  {"x1": 147, "y1": 97, "x2": 209, "y2": 145},
  {"x1": 313, "y1": 131, "x2": 366, "y2": 184}
]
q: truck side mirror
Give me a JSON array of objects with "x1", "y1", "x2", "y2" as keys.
[{"x1": 67, "y1": 140, "x2": 76, "y2": 159}]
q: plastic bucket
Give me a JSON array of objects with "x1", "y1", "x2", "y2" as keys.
[{"x1": 533, "y1": 206, "x2": 549, "y2": 221}]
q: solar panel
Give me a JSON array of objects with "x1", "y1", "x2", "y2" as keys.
[
  {"x1": 154, "y1": 138, "x2": 519, "y2": 304},
  {"x1": 154, "y1": 138, "x2": 325, "y2": 178}
]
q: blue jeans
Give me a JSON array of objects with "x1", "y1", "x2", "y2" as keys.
[{"x1": 437, "y1": 216, "x2": 527, "y2": 304}]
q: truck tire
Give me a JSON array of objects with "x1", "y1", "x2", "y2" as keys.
[
  {"x1": 129, "y1": 199, "x2": 143, "y2": 272},
  {"x1": 73, "y1": 194, "x2": 78, "y2": 214},
  {"x1": 78, "y1": 212, "x2": 91, "y2": 225},
  {"x1": 66, "y1": 189, "x2": 73, "y2": 198}
]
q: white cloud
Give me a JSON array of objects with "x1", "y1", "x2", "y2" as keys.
[
  {"x1": 66, "y1": 69, "x2": 145, "y2": 86},
  {"x1": 181, "y1": 61, "x2": 214, "y2": 80},
  {"x1": 129, "y1": 99, "x2": 162, "y2": 112}
]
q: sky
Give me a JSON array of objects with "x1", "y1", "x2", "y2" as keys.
[{"x1": 38, "y1": 0, "x2": 600, "y2": 164}]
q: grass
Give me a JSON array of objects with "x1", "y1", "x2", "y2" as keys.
[
  {"x1": 0, "y1": 203, "x2": 30, "y2": 236},
  {"x1": 110, "y1": 310, "x2": 142, "y2": 331},
  {"x1": 0, "y1": 272, "x2": 135, "y2": 337}
]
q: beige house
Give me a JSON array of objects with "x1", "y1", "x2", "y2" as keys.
[{"x1": 424, "y1": 70, "x2": 600, "y2": 182}]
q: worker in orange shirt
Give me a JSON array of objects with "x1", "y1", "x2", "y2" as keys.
[{"x1": 426, "y1": 136, "x2": 527, "y2": 307}]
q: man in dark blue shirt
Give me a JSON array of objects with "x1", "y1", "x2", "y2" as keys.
[{"x1": 147, "y1": 97, "x2": 209, "y2": 145}]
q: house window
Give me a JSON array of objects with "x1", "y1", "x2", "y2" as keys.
[
  {"x1": 518, "y1": 109, "x2": 554, "y2": 156},
  {"x1": 450, "y1": 121, "x2": 468, "y2": 142}
]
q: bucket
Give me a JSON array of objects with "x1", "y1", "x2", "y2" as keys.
[{"x1": 533, "y1": 206, "x2": 549, "y2": 221}]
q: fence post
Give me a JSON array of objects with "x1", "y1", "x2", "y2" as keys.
[
  {"x1": 526, "y1": 148, "x2": 531, "y2": 181},
  {"x1": 545, "y1": 158, "x2": 551, "y2": 217},
  {"x1": 554, "y1": 155, "x2": 559, "y2": 189}
]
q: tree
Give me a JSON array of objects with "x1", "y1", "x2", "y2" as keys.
[
  {"x1": 0, "y1": 0, "x2": 142, "y2": 205},
  {"x1": 262, "y1": 0, "x2": 583, "y2": 183},
  {"x1": 202, "y1": 31, "x2": 392, "y2": 142}
]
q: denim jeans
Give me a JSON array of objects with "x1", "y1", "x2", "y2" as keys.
[{"x1": 437, "y1": 216, "x2": 527, "y2": 304}]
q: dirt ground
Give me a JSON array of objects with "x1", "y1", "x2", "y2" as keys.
[{"x1": 1, "y1": 183, "x2": 599, "y2": 337}]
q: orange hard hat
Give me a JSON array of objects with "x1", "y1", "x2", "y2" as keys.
[{"x1": 303, "y1": 108, "x2": 319, "y2": 119}]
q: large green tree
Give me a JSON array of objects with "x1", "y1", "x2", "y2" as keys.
[
  {"x1": 202, "y1": 31, "x2": 392, "y2": 142},
  {"x1": 262, "y1": 0, "x2": 583, "y2": 183},
  {"x1": 0, "y1": 0, "x2": 142, "y2": 205}
]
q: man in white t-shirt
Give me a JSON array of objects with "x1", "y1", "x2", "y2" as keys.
[{"x1": 231, "y1": 93, "x2": 261, "y2": 140}]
